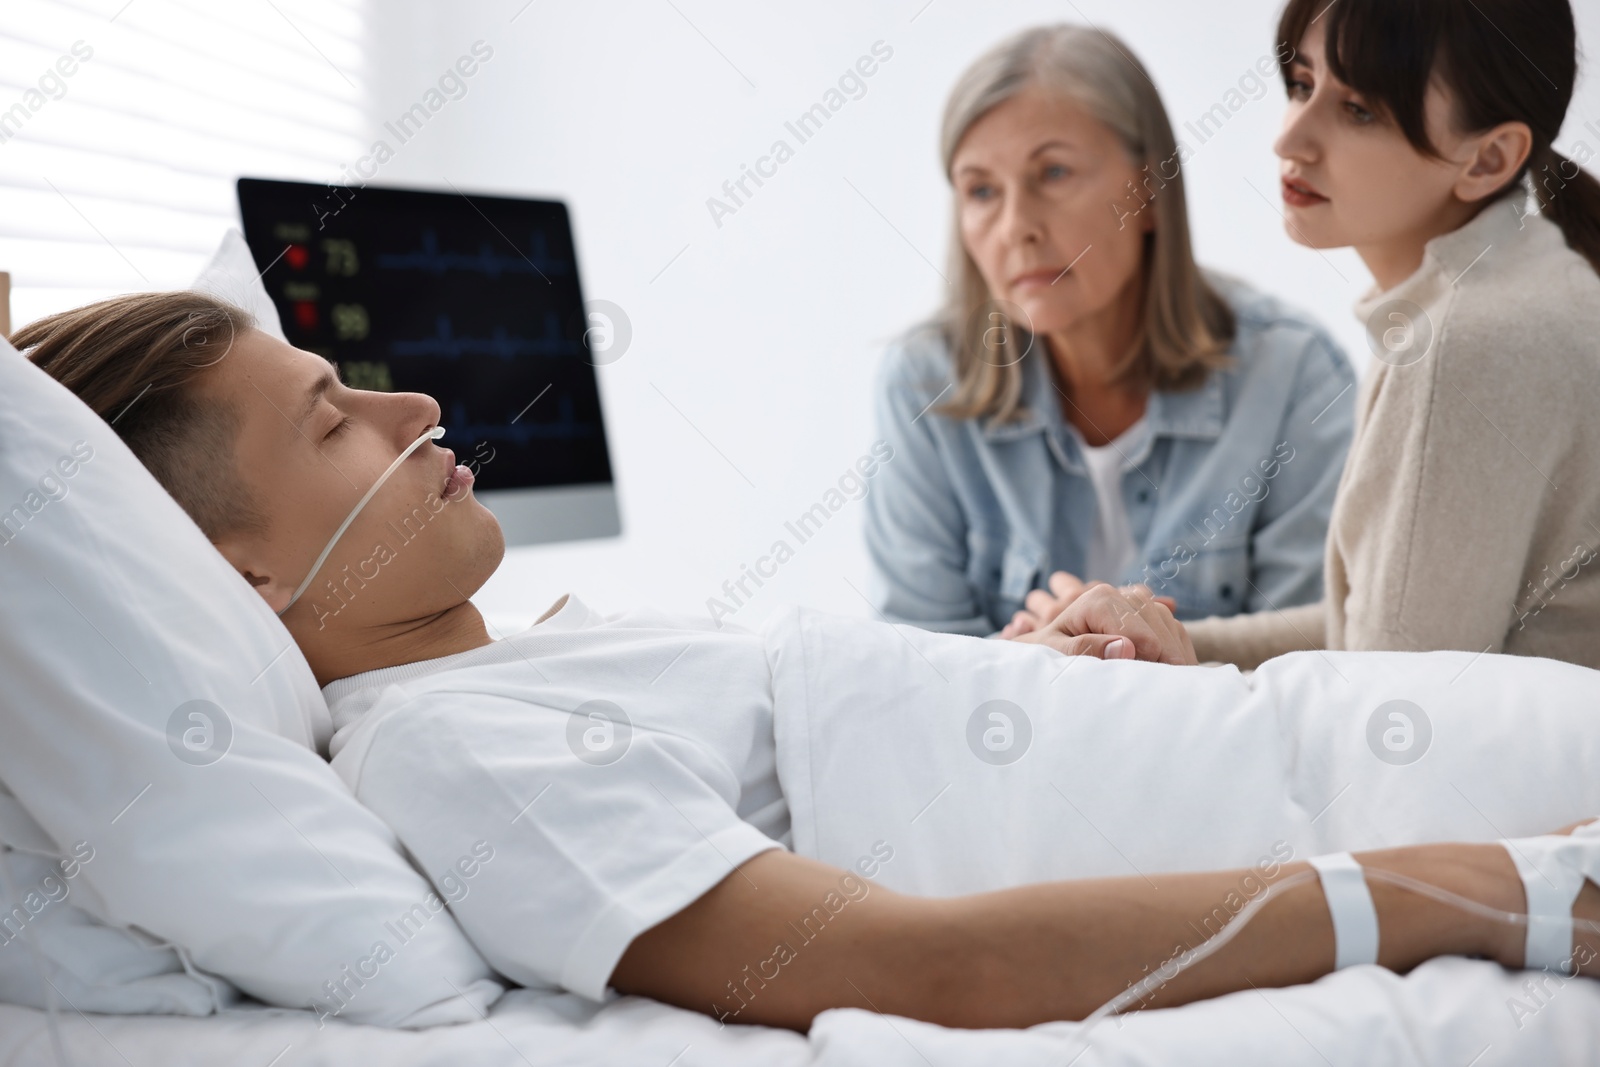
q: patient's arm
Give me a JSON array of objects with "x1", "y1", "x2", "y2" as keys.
[{"x1": 612, "y1": 844, "x2": 1600, "y2": 1032}]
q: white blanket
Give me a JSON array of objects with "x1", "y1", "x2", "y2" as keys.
[
  {"x1": 764, "y1": 607, "x2": 1600, "y2": 890},
  {"x1": 6, "y1": 959, "x2": 1600, "y2": 1066},
  {"x1": 10, "y1": 611, "x2": 1600, "y2": 1064}
]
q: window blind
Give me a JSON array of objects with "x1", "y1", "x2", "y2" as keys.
[{"x1": 0, "y1": 0, "x2": 367, "y2": 329}]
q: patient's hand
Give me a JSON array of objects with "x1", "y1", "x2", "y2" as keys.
[
  {"x1": 1000, "y1": 571, "x2": 1177, "y2": 640},
  {"x1": 1010, "y1": 582, "x2": 1197, "y2": 665}
]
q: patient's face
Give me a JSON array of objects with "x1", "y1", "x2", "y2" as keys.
[
  {"x1": 201, "y1": 329, "x2": 505, "y2": 636},
  {"x1": 951, "y1": 86, "x2": 1152, "y2": 339}
]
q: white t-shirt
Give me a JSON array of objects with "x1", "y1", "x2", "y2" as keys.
[
  {"x1": 323, "y1": 594, "x2": 788, "y2": 1001},
  {"x1": 1072, "y1": 415, "x2": 1149, "y2": 581}
]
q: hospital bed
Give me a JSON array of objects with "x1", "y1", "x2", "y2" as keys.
[
  {"x1": 9, "y1": 618, "x2": 1600, "y2": 1067},
  {"x1": 4, "y1": 956, "x2": 1600, "y2": 1067},
  {"x1": 6, "y1": 250, "x2": 1600, "y2": 1067}
]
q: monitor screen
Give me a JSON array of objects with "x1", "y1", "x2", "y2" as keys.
[{"x1": 236, "y1": 177, "x2": 619, "y2": 544}]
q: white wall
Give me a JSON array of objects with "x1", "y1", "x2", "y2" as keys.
[{"x1": 364, "y1": 0, "x2": 1600, "y2": 628}]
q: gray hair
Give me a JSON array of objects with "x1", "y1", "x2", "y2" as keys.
[{"x1": 936, "y1": 24, "x2": 1234, "y2": 424}]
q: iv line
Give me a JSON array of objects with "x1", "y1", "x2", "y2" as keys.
[{"x1": 1064, "y1": 863, "x2": 1600, "y2": 1059}]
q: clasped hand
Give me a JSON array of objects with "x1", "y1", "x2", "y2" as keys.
[{"x1": 999, "y1": 571, "x2": 1196, "y2": 665}]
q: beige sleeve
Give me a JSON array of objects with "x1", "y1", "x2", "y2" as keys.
[
  {"x1": 1335, "y1": 330, "x2": 1548, "y2": 655},
  {"x1": 1184, "y1": 602, "x2": 1325, "y2": 670}
]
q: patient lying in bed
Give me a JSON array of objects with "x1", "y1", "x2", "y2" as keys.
[{"x1": 19, "y1": 291, "x2": 1600, "y2": 1033}]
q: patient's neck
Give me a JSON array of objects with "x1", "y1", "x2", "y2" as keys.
[{"x1": 300, "y1": 600, "x2": 495, "y2": 688}]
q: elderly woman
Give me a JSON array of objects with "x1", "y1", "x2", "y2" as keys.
[{"x1": 867, "y1": 24, "x2": 1356, "y2": 637}]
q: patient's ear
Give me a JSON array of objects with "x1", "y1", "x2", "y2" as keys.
[{"x1": 212, "y1": 536, "x2": 295, "y2": 613}]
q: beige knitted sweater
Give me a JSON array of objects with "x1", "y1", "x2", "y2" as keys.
[{"x1": 1187, "y1": 197, "x2": 1600, "y2": 670}]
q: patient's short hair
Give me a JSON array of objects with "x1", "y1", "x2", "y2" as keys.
[{"x1": 15, "y1": 291, "x2": 266, "y2": 541}]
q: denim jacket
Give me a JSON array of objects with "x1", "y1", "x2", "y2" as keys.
[{"x1": 865, "y1": 276, "x2": 1356, "y2": 635}]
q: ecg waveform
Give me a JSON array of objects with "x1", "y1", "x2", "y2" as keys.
[
  {"x1": 375, "y1": 229, "x2": 571, "y2": 278},
  {"x1": 389, "y1": 314, "x2": 581, "y2": 360},
  {"x1": 448, "y1": 398, "x2": 600, "y2": 447}
]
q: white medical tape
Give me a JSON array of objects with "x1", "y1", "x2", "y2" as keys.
[
  {"x1": 1502, "y1": 836, "x2": 1588, "y2": 973},
  {"x1": 1310, "y1": 851, "x2": 1380, "y2": 969}
]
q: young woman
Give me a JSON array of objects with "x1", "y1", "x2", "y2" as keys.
[
  {"x1": 1011, "y1": 0, "x2": 1600, "y2": 670},
  {"x1": 15, "y1": 291, "x2": 1600, "y2": 1032},
  {"x1": 866, "y1": 25, "x2": 1357, "y2": 638}
]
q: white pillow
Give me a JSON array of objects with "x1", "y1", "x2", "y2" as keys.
[
  {"x1": 191, "y1": 228, "x2": 289, "y2": 342},
  {"x1": 0, "y1": 265, "x2": 502, "y2": 1023},
  {"x1": 0, "y1": 787, "x2": 231, "y2": 1015}
]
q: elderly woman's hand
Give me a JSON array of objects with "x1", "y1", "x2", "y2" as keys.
[
  {"x1": 1008, "y1": 580, "x2": 1196, "y2": 665},
  {"x1": 1000, "y1": 570, "x2": 1177, "y2": 639}
]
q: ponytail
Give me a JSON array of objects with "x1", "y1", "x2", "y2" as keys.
[{"x1": 1529, "y1": 145, "x2": 1600, "y2": 276}]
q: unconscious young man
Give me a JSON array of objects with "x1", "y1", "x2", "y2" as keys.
[{"x1": 19, "y1": 291, "x2": 1600, "y2": 1032}]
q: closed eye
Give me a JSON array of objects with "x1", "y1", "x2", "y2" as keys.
[{"x1": 324, "y1": 415, "x2": 354, "y2": 440}]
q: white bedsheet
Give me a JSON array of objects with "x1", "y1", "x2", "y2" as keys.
[
  {"x1": 5, "y1": 960, "x2": 1600, "y2": 1067},
  {"x1": 10, "y1": 613, "x2": 1600, "y2": 1064}
]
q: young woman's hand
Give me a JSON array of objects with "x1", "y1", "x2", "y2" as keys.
[
  {"x1": 1009, "y1": 581, "x2": 1196, "y2": 665},
  {"x1": 1000, "y1": 571, "x2": 1178, "y2": 639}
]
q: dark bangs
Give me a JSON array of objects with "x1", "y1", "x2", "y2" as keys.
[
  {"x1": 1276, "y1": 0, "x2": 1442, "y2": 155},
  {"x1": 1275, "y1": 0, "x2": 1576, "y2": 162},
  {"x1": 1278, "y1": 0, "x2": 1600, "y2": 269}
]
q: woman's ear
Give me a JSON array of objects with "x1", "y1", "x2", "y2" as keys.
[
  {"x1": 213, "y1": 535, "x2": 295, "y2": 614},
  {"x1": 1455, "y1": 120, "x2": 1533, "y2": 204}
]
